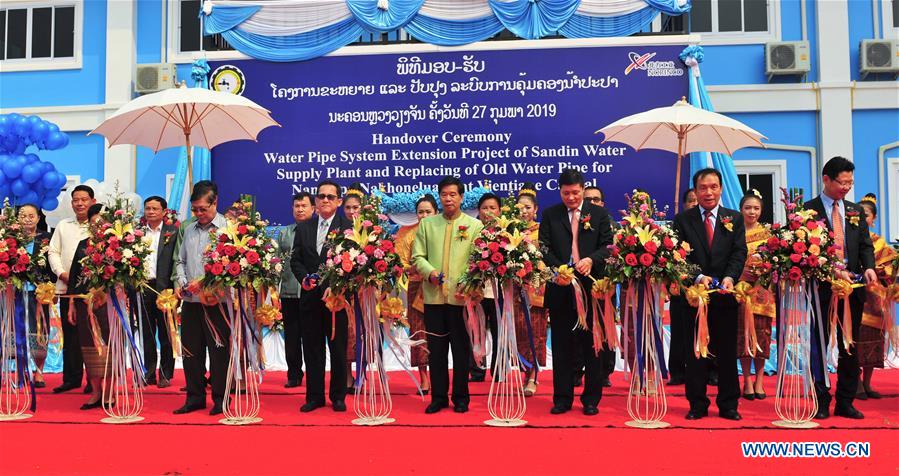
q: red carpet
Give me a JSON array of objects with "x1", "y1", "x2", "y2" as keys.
[{"x1": 2, "y1": 370, "x2": 896, "y2": 475}]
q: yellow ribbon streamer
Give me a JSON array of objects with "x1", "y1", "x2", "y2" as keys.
[
  {"x1": 734, "y1": 281, "x2": 763, "y2": 358},
  {"x1": 686, "y1": 283, "x2": 717, "y2": 359},
  {"x1": 154, "y1": 288, "x2": 184, "y2": 358},
  {"x1": 828, "y1": 279, "x2": 863, "y2": 354},
  {"x1": 324, "y1": 290, "x2": 347, "y2": 340},
  {"x1": 590, "y1": 278, "x2": 619, "y2": 353}
]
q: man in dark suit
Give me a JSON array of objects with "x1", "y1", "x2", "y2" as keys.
[
  {"x1": 584, "y1": 185, "x2": 617, "y2": 388},
  {"x1": 139, "y1": 196, "x2": 178, "y2": 388},
  {"x1": 290, "y1": 180, "x2": 352, "y2": 413},
  {"x1": 804, "y1": 156, "x2": 877, "y2": 420},
  {"x1": 673, "y1": 169, "x2": 747, "y2": 421},
  {"x1": 539, "y1": 169, "x2": 613, "y2": 415},
  {"x1": 279, "y1": 192, "x2": 314, "y2": 388}
]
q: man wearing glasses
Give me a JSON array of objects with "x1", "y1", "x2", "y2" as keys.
[
  {"x1": 173, "y1": 181, "x2": 230, "y2": 416},
  {"x1": 805, "y1": 156, "x2": 876, "y2": 420},
  {"x1": 290, "y1": 180, "x2": 352, "y2": 413}
]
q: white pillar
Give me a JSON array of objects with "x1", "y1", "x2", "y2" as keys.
[
  {"x1": 103, "y1": 0, "x2": 137, "y2": 192},
  {"x1": 815, "y1": 0, "x2": 855, "y2": 199}
]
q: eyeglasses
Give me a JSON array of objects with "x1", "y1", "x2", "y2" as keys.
[
  {"x1": 190, "y1": 206, "x2": 211, "y2": 214},
  {"x1": 316, "y1": 193, "x2": 338, "y2": 201},
  {"x1": 833, "y1": 179, "x2": 854, "y2": 188}
]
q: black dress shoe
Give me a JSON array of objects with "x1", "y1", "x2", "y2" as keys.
[
  {"x1": 667, "y1": 375, "x2": 685, "y2": 386},
  {"x1": 284, "y1": 379, "x2": 301, "y2": 388},
  {"x1": 814, "y1": 407, "x2": 830, "y2": 419},
  {"x1": 742, "y1": 392, "x2": 755, "y2": 401},
  {"x1": 33, "y1": 381, "x2": 46, "y2": 389},
  {"x1": 333, "y1": 401, "x2": 347, "y2": 412},
  {"x1": 209, "y1": 404, "x2": 223, "y2": 416},
  {"x1": 834, "y1": 405, "x2": 864, "y2": 419},
  {"x1": 602, "y1": 377, "x2": 612, "y2": 388},
  {"x1": 719, "y1": 409, "x2": 742, "y2": 421},
  {"x1": 157, "y1": 378, "x2": 171, "y2": 389},
  {"x1": 53, "y1": 382, "x2": 79, "y2": 394},
  {"x1": 80, "y1": 400, "x2": 103, "y2": 410},
  {"x1": 855, "y1": 391, "x2": 868, "y2": 401},
  {"x1": 83, "y1": 383, "x2": 93, "y2": 394},
  {"x1": 755, "y1": 392, "x2": 766, "y2": 400},
  {"x1": 469, "y1": 373, "x2": 485, "y2": 383},
  {"x1": 685, "y1": 409, "x2": 708, "y2": 420},
  {"x1": 425, "y1": 402, "x2": 447, "y2": 414},
  {"x1": 300, "y1": 401, "x2": 325, "y2": 413},
  {"x1": 173, "y1": 403, "x2": 205, "y2": 414},
  {"x1": 866, "y1": 390, "x2": 882, "y2": 399},
  {"x1": 583, "y1": 405, "x2": 599, "y2": 416},
  {"x1": 550, "y1": 404, "x2": 571, "y2": 415},
  {"x1": 144, "y1": 374, "x2": 158, "y2": 386},
  {"x1": 453, "y1": 403, "x2": 469, "y2": 413}
]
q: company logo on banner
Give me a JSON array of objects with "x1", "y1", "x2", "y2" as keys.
[
  {"x1": 210, "y1": 65, "x2": 246, "y2": 95},
  {"x1": 625, "y1": 51, "x2": 685, "y2": 77},
  {"x1": 210, "y1": 43, "x2": 689, "y2": 225}
]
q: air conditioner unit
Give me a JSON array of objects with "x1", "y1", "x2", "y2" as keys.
[
  {"x1": 135, "y1": 63, "x2": 176, "y2": 94},
  {"x1": 860, "y1": 39, "x2": 899, "y2": 77},
  {"x1": 765, "y1": 41, "x2": 810, "y2": 80}
]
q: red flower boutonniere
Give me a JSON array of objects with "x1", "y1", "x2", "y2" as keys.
[
  {"x1": 580, "y1": 214, "x2": 592, "y2": 231},
  {"x1": 846, "y1": 210, "x2": 861, "y2": 227},
  {"x1": 721, "y1": 215, "x2": 734, "y2": 232},
  {"x1": 458, "y1": 225, "x2": 469, "y2": 241},
  {"x1": 163, "y1": 231, "x2": 174, "y2": 245}
]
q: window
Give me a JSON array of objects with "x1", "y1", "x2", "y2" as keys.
[
  {"x1": 177, "y1": 0, "x2": 233, "y2": 54},
  {"x1": 689, "y1": 0, "x2": 780, "y2": 44},
  {"x1": 0, "y1": 1, "x2": 80, "y2": 71},
  {"x1": 734, "y1": 160, "x2": 787, "y2": 224},
  {"x1": 882, "y1": 0, "x2": 899, "y2": 38}
]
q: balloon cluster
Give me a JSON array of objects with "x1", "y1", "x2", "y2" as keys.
[{"x1": 0, "y1": 113, "x2": 70, "y2": 211}]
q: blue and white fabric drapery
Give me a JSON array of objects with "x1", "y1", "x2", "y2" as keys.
[
  {"x1": 679, "y1": 45, "x2": 743, "y2": 210},
  {"x1": 167, "y1": 59, "x2": 213, "y2": 219},
  {"x1": 201, "y1": 0, "x2": 690, "y2": 62}
]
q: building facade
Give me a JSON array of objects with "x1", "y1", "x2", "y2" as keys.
[{"x1": 1, "y1": 0, "x2": 897, "y2": 240}]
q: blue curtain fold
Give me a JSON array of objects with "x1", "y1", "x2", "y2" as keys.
[
  {"x1": 219, "y1": 18, "x2": 366, "y2": 62},
  {"x1": 202, "y1": 5, "x2": 261, "y2": 34},
  {"x1": 559, "y1": 7, "x2": 659, "y2": 38},
  {"x1": 645, "y1": 0, "x2": 691, "y2": 15},
  {"x1": 346, "y1": 0, "x2": 426, "y2": 32},
  {"x1": 488, "y1": 0, "x2": 582, "y2": 39},
  {"x1": 202, "y1": 1, "x2": 691, "y2": 62},
  {"x1": 680, "y1": 46, "x2": 743, "y2": 210},
  {"x1": 405, "y1": 14, "x2": 505, "y2": 46}
]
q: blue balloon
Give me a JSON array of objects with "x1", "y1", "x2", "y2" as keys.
[
  {"x1": 31, "y1": 121, "x2": 49, "y2": 141},
  {"x1": 13, "y1": 116, "x2": 31, "y2": 136},
  {"x1": 0, "y1": 183, "x2": 9, "y2": 198},
  {"x1": 41, "y1": 197, "x2": 59, "y2": 211},
  {"x1": 12, "y1": 142, "x2": 26, "y2": 155},
  {"x1": 0, "y1": 169, "x2": 6, "y2": 185},
  {"x1": 54, "y1": 173, "x2": 67, "y2": 189},
  {"x1": 11, "y1": 178, "x2": 30, "y2": 197},
  {"x1": 39, "y1": 161, "x2": 53, "y2": 174},
  {"x1": 58, "y1": 133, "x2": 69, "y2": 148},
  {"x1": 47, "y1": 123, "x2": 60, "y2": 134},
  {"x1": 26, "y1": 116, "x2": 41, "y2": 127},
  {"x1": 46, "y1": 132, "x2": 65, "y2": 150},
  {"x1": 21, "y1": 163, "x2": 42, "y2": 184},
  {"x1": 41, "y1": 171, "x2": 58, "y2": 189},
  {"x1": 23, "y1": 153, "x2": 38, "y2": 164},
  {"x1": 19, "y1": 191, "x2": 40, "y2": 205},
  {"x1": 0, "y1": 121, "x2": 9, "y2": 137},
  {"x1": 2, "y1": 156, "x2": 25, "y2": 179}
]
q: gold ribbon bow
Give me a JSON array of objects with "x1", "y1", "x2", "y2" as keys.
[
  {"x1": 589, "y1": 278, "x2": 619, "y2": 354},
  {"x1": 255, "y1": 304, "x2": 282, "y2": 327},
  {"x1": 155, "y1": 288, "x2": 184, "y2": 358},
  {"x1": 555, "y1": 265, "x2": 575, "y2": 287},
  {"x1": 734, "y1": 281, "x2": 762, "y2": 358},
  {"x1": 828, "y1": 279, "x2": 863, "y2": 354},
  {"x1": 686, "y1": 284, "x2": 717, "y2": 358},
  {"x1": 324, "y1": 291, "x2": 348, "y2": 340},
  {"x1": 379, "y1": 295, "x2": 407, "y2": 326}
]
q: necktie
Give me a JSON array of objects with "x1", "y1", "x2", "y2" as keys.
[
  {"x1": 570, "y1": 208, "x2": 581, "y2": 262},
  {"x1": 704, "y1": 210, "x2": 714, "y2": 249},
  {"x1": 832, "y1": 201, "x2": 845, "y2": 261},
  {"x1": 317, "y1": 219, "x2": 329, "y2": 254}
]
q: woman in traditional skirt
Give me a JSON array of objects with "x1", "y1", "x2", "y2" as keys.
[
  {"x1": 856, "y1": 194, "x2": 896, "y2": 400},
  {"x1": 69, "y1": 204, "x2": 112, "y2": 410},
  {"x1": 396, "y1": 194, "x2": 438, "y2": 394},
  {"x1": 737, "y1": 190, "x2": 776, "y2": 400},
  {"x1": 18, "y1": 204, "x2": 53, "y2": 388},
  {"x1": 514, "y1": 184, "x2": 548, "y2": 397},
  {"x1": 470, "y1": 193, "x2": 501, "y2": 382},
  {"x1": 342, "y1": 184, "x2": 364, "y2": 392}
]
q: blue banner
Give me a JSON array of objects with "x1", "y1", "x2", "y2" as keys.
[{"x1": 210, "y1": 42, "x2": 689, "y2": 225}]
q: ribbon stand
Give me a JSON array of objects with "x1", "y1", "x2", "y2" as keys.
[
  {"x1": 221, "y1": 287, "x2": 263, "y2": 425},
  {"x1": 353, "y1": 286, "x2": 394, "y2": 426},
  {"x1": 0, "y1": 286, "x2": 32, "y2": 421},
  {"x1": 772, "y1": 279, "x2": 818, "y2": 428},
  {"x1": 485, "y1": 281, "x2": 527, "y2": 427},
  {"x1": 101, "y1": 287, "x2": 144, "y2": 424},
  {"x1": 625, "y1": 279, "x2": 669, "y2": 429}
]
